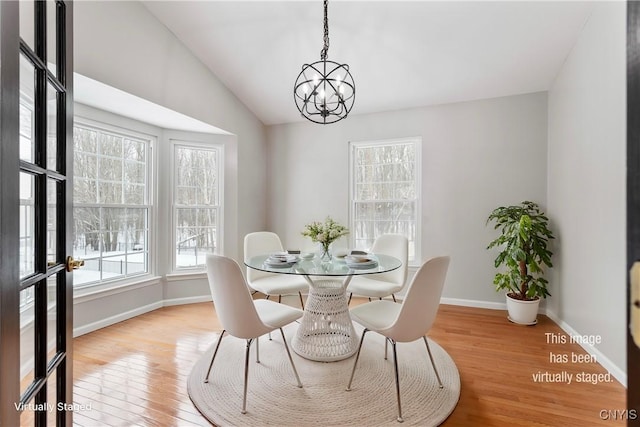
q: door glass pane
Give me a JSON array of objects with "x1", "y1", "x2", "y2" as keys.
[
  {"x1": 19, "y1": 1, "x2": 35, "y2": 50},
  {"x1": 46, "y1": 368, "x2": 58, "y2": 426},
  {"x1": 20, "y1": 173, "x2": 35, "y2": 278},
  {"x1": 47, "y1": 83, "x2": 58, "y2": 171},
  {"x1": 47, "y1": 274, "x2": 58, "y2": 364},
  {"x1": 47, "y1": 179, "x2": 58, "y2": 265},
  {"x1": 19, "y1": 56, "x2": 35, "y2": 163},
  {"x1": 20, "y1": 287, "x2": 36, "y2": 392},
  {"x1": 46, "y1": 0, "x2": 58, "y2": 76}
]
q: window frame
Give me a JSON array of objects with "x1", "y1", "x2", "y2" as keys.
[
  {"x1": 72, "y1": 116, "x2": 155, "y2": 289},
  {"x1": 170, "y1": 139, "x2": 225, "y2": 272},
  {"x1": 348, "y1": 136, "x2": 422, "y2": 265}
]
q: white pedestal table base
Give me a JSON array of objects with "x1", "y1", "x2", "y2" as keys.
[{"x1": 292, "y1": 279, "x2": 358, "y2": 362}]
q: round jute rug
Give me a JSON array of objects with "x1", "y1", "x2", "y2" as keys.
[{"x1": 187, "y1": 325, "x2": 460, "y2": 426}]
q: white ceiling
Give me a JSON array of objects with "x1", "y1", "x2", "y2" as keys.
[{"x1": 142, "y1": 1, "x2": 594, "y2": 126}]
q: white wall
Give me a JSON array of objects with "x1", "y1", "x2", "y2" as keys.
[
  {"x1": 267, "y1": 92, "x2": 548, "y2": 305},
  {"x1": 547, "y1": 2, "x2": 626, "y2": 380},
  {"x1": 74, "y1": 0, "x2": 268, "y2": 259}
]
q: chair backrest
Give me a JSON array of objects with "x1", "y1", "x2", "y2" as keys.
[
  {"x1": 205, "y1": 254, "x2": 269, "y2": 339},
  {"x1": 244, "y1": 232, "x2": 284, "y2": 283},
  {"x1": 384, "y1": 256, "x2": 450, "y2": 342},
  {"x1": 369, "y1": 234, "x2": 408, "y2": 286}
]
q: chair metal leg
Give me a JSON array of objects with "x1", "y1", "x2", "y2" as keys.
[
  {"x1": 298, "y1": 291, "x2": 305, "y2": 309},
  {"x1": 279, "y1": 328, "x2": 303, "y2": 388},
  {"x1": 242, "y1": 338, "x2": 253, "y2": 414},
  {"x1": 384, "y1": 338, "x2": 388, "y2": 360},
  {"x1": 278, "y1": 294, "x2": 282, "y2": 303},
  {"x1": 423, "y1": 336, "x2": 443, "y2": 388},
  {"x1": 391, "y1": 340, "x2": 404, "y2": 423},
  {"x1": 265, "y1": 294, "x2": 271, "y2": 300},
  {"x1": 392, "y1": 294, "x2": 397, "y2": 303},
  {"x1": 204, "y1": 330, "x2": 226, "y2": 383},
  {"x1": 346, "y1": 329, "x2": 368, "y2": 391},
  {"x1": 347, "y1": 293, "x2": 353, "y2": 305},
  {"x1": 256, "y1": 336, "x2": 260, "y2": 363}
]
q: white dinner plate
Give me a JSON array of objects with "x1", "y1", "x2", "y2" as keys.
[
  {"x1": 264, "y1": 259, "x2": 297, "y2": 268},
  {"x1": 346, "y1": 259, "x2": 378, "y2": 269},
  {"x1": 268, "y1": 253, "x2": 299, "y2": 262}
]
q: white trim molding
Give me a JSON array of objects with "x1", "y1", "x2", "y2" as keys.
[
  {"x1": 163, "y1": 295, "x2": 212, "y2": 307},
  {"x1": 439, "y1": 297, "x2": 507, "y2": 311}
]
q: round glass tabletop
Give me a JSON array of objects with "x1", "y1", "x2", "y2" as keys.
[{"x1": 245, "y1": 253, "x2": 402, "y2": 277}]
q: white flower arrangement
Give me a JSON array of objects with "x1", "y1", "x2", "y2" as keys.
[{"x1": 301, "y1": 216, "x2": 349, "y2": 256}]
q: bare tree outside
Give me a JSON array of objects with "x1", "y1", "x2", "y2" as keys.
[
  {"x1": 352, "y1": 140, "x2": 418, "y2": 260},
  {"x1": 174, "y1": 144, "x2": 220, "y2": 268},
  {"x1": 72, "y1": 124, "x2": 150, "y2": 285}
]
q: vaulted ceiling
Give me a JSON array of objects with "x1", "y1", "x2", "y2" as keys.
[{"x1": 142, "y1": 1, "x2": 594, "y2": 126}]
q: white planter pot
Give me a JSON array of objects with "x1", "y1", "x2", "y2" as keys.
[{"x1": 506, "y1": 294, "x2": 540, "y2": 325}]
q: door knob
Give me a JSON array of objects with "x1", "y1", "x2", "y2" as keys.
[{"x1": 66, "y1": 256, "x2": 85, "y2": 272}]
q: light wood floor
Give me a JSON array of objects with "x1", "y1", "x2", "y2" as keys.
[{"x1": 23, "y1": 299, "x2": 626, "y2": 426}]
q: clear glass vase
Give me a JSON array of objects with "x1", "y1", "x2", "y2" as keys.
[{"x1": 319, "y1": 243, "x2": 332, "y2": 262}]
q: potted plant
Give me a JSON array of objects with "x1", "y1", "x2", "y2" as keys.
[{"x1": 486, "y1": 201, "x2": 555, "y2": 325}]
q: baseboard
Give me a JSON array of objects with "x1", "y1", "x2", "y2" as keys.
[
  {"x1": 544, "y1": 310, "x2": 627, "y2": 387},
  {"x1": 163, "y1": 295, "x2": 212, "y2": 307},
  {"x1": 73, "y1": 301, "x2": 163, "y2": 337},
  {"x1": 440, "y1": 297, "x2": 507, "y2": 311}
]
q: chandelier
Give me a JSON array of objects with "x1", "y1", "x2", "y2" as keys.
[{"x1": 294, "y1": 0, "x2": 355, "y2": 124}]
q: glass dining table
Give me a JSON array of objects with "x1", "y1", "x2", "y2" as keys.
[{"x1": 245, "y1": 253, "x2": 402, "y2": 362}]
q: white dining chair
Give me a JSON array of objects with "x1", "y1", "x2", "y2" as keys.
[
  {"x1": 346, "y1": 256, "x2": 450, "y2": 423},
  {"x1": 347, "y1": 234, "x2": 408, "y2": 303},
  {"x1": 244, "y1": 232, "x2": 308, "y2": 309},
  {"x1": 204, "y1": 254, "x2": 303, "y2": 414}
]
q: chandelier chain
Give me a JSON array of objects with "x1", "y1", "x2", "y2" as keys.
[{"x1": 321, "y1": 0, "x2": 330, "y2": 60}]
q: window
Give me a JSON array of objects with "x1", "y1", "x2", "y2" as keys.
[
  {"x1": 172, "y1": 142, "x2": 223, "y2": 270},
  {"x1": 349, "y1": 137, "x2": 421, "y2": 262},
  {"x1": 72, "y1": 121, "x2": 152, "y2": 286}
]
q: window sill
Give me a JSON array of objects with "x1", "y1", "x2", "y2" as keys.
[
  {"x1": 166, "y1": 270, "x2": 207, "y2": 282},
  {"x1": 73, "y1": 275, "x2": 162, "y2": 304}
]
